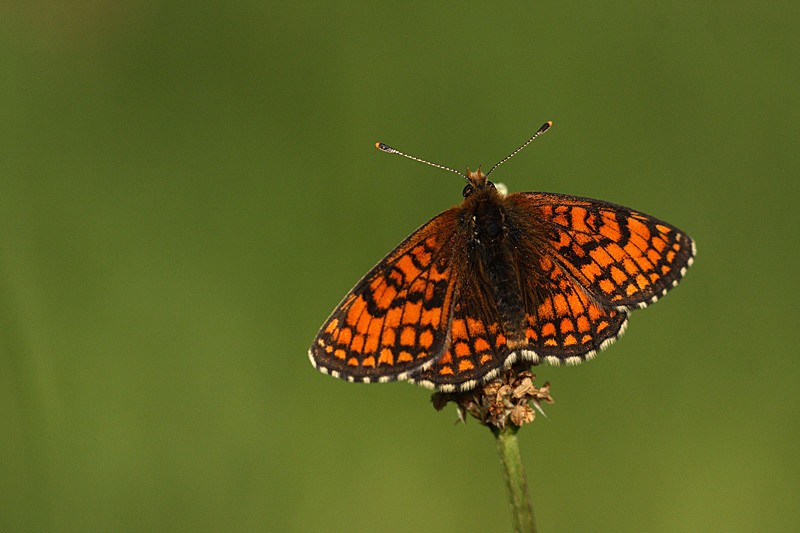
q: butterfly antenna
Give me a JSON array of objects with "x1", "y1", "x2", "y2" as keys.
[
  {"x1": 375, "y1": 142, "x2": 468, "y2": 180},
  {"x1": 484, "y1": 121, "x2": 553, "y2": 179}
]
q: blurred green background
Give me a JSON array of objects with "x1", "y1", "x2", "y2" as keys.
[{"x1": 1, "y1": 1, "x2": 798, "y2": 531}]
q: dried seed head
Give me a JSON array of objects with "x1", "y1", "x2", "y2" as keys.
[{"x1": 430, "y1": 365, "x2": 554, "y2": 431}]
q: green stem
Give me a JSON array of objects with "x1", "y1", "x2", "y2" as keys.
[{"x1": 493, "y1": 426, "x2": 537, "y2": 533}]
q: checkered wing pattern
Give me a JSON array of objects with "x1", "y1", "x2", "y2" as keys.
[
  {"x1": 410, "y1": 233, "x2": 629, "y2": 389},
  {"x1": 509, "y1": 193, "x2": 696, "y2": 310},
  {"x1": 308, "y1": 209, "x2": 461, "y2": 384},
  {"x1": 409, "y1": 282, "x2": 509, "y2": 390},
  {"x1": 519, "y1": 254, "x2": 628, "y2": 365}
]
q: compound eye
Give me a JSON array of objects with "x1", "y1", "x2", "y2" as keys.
[
  {"x1": 462, "y1": 184, "x2": 474, "y2": 197},
  {"x1": 486, "y1": 181, "x2": 496, "y2": 190}
]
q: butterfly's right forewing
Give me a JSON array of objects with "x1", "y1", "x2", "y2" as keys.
[{"x1": 309, "y1": 208, "x2": 462, "y2": 384}]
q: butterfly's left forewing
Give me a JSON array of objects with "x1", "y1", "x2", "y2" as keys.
[
  {"x1": 508, "y1": 192, "x2": 695, "y2": 310},
  {"x1": 309, "y1": 208, "x2": 462, "y2": 384}
]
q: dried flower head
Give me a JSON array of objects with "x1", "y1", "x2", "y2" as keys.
[{"x1": 432, "y1": 366, "x2": 554, "y2": 431}]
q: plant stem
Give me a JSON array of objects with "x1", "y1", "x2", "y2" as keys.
[{"x1": 493, "y1": 426, "x2": 537, "y2": 533}]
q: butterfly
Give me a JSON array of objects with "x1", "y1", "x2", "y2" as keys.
[{"x1": 308, "y1": 122, "x2": 695, "y2": 393}]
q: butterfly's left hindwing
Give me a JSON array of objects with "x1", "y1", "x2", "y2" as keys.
[{"x1": 309, "y1": 209, "x2": 461, "y2": 384}]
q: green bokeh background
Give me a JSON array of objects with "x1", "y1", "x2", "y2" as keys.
[{"x1": 2, "y1": 2, "x2": 798, "y2": 531}]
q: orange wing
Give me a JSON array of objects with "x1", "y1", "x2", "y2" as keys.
[
  {"x1": 408, "y1": 284, "x2": 511, "y2": 392},
  {"x1": 507, "y1": 192, "x2": 696, "y2": 310},
  {"x1": 518, "y1": 253, "x2": 628, "y2": 364},
  {"x1": 410, "y1": 251, "x2": 628, "y2": 392},
  {"x1": 308, "y1": 208, "x2": 461, "y2": 384}
]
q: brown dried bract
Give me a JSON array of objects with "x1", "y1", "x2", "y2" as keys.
[{"x1": 431, "y1": 366, "x2": 554, "y2": 430}]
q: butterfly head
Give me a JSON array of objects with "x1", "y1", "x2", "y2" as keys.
[{"x1": 462, "y1": 167, "x2": 497, "y2": 198}]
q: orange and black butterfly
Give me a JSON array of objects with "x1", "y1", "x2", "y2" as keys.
[{"x1": 309, "y1": 122, "x2": 695, "y2": 392}]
